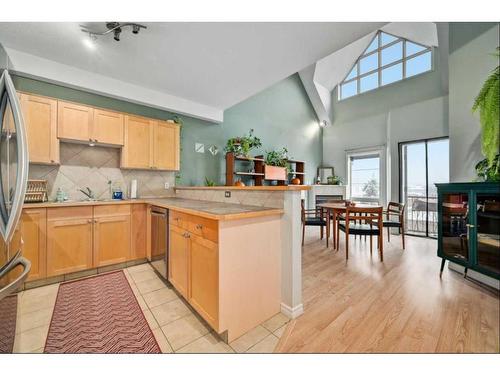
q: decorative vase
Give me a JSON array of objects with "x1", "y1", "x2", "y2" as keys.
[
  {"x1": 234, "y1": 180, "x2": 245, "y2": 187},
  {"x1": 291, "y1": 177, "x2": 301, "y2": 185}
]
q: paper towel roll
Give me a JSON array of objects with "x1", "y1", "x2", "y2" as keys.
[{"x1": 130, "y1": 179, "x2": 138, "y2": 199}]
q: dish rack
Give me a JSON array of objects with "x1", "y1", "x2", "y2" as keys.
[{"x1": 24, "y1": 179, "x2": 48, "y2": 203}]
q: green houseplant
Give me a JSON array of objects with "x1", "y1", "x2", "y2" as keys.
[
  {"x1": 224, "y1": 129, "x2": 262, "y2": 157},
  {"x1": 264, "y1": 147, "x2": 289, "y2": 182},
  {"x1": 472, "y1": 47, "x2": 499, "y2": 181}
]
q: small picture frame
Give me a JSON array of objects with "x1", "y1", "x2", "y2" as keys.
[{"x1": 317, "y1": 167, "x2": 334, "y2": 184}]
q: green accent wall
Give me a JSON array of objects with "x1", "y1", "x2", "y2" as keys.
[{"x1": 13, "y1": 73, "x2": 321, "y2": 186}]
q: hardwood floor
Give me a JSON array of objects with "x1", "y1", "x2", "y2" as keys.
[{"x1": 275, "y1": 229, "x2": 500, "y2": 353}]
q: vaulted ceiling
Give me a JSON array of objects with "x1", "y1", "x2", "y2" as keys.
[{"x1": 0, "y1": 22, "x2": 385, "y2": 122}]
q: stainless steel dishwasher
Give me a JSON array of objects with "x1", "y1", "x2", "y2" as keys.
[{"x1": 150, "y1": 206, "x2": 168, "y2": 280}]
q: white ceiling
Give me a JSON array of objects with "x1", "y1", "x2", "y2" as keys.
[{"x1": 0, "y1": 22, "x2": 384, "y2": 121}]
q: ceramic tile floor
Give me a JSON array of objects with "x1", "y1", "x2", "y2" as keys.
[{"x1": 12, "y1": 263, "x2": 289, "y2": 353}]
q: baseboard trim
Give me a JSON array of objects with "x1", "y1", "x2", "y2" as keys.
[{"x1": 280, "y1": 302, "x2": 304, "y2": 318}]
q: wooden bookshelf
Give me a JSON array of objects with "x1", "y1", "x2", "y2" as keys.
[
  {"x1": 226, "y1": 152, "x2": 265, "y2": 186},
  {"x1": 287, "y1": 160, "x2": 305, "y2": 185},
  {"x1": 226, "y1": 152, "x2": 305, "y2": 186}
]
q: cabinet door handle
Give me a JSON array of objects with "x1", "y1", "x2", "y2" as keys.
[
  {"x1": 87, "y1": 219, "x2": 92, "y2": 223},
  {"x1": 196, "y1": 224, "x2": 203, "y2": 230}
]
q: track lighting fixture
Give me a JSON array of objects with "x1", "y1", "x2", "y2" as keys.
[{"x1": 81, "y1": 22, "x2": 147, "y2": 42}]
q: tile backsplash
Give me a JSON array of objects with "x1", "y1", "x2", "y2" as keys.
[{"x1": 29, "y1": 143, "x2": 176, "y2": 201}]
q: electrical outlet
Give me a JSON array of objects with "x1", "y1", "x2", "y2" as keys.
[
  {"x1": 164, "y1": 182, "x2": 170, "y2": 190},
  {"x1": 225, "y1": 191, "x2": 231, "y2": 198}
]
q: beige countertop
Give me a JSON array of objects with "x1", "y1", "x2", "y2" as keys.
[
  {"x1": 23, "y1": 197, "x2": 283, "y2": 221},
  {"x1": 175, "y1": 185, "x2": 311, "y2": 191}
]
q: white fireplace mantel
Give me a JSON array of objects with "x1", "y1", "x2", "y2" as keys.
[{"x1": 307, "y1": 184, "x2": 347, "y2": 208}]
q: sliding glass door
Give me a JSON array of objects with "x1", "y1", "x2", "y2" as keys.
[{"x1": 400, "y1": 137, "x2": 449, "y2": 237}]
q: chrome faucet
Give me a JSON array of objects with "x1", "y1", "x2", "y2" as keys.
[{"x1": 78, "y1": 187, "x2": 95, "y2": 200}]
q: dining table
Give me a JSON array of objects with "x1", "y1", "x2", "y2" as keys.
[{"x1": 317, "y1": 202, "x2": 384, "y2": 249}]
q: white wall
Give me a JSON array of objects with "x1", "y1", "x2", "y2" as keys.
[
  {"x1": 448, "y1": 23, "x2": 499, "y2": 182},
  {"x1": 323, "y1": 95, "x2": 448, "y2": 204}
]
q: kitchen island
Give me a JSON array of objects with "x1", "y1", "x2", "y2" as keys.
[{"x1": 21, "y1": 197, "x2": 283, "y2": 341}]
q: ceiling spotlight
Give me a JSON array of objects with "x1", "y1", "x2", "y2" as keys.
[
  {"x1": 82, "y1": 37, "x2": 96, "y2": 50},
  {"x1": 319, "y1": 120, "x2": 329, "y2": 128},
  {"x1": 113, "y1": 28, "x2": 121, "y2": 42},
  {"x1": 81, "y1": 22, "x2": 146, "y2": 42}
]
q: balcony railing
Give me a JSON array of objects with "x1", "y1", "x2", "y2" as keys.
[{"x1": 405, "y1": 195, "x2": 438, "y2": 236}]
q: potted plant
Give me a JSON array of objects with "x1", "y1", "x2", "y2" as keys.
[
  {"x1": 264, "y1": 147, "x2": 288, "y2": 181},
  {"x1": 224, "y1": 129, "x2": 262, "y2": 158},
  {"x1": 327, "y1": 175, "x2": 344, "y2": 185},
  {"x1": 472, "y1": 47, "x2": 499, "y2": 181}
]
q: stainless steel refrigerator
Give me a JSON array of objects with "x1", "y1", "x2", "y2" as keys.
[{"x1": 0, "y1": 69, "x2": 31, "y2": 317}]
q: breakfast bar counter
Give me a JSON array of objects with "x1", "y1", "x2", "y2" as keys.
[{"x1": 23, "y1": 197, "x2": 283, "y2": 221}]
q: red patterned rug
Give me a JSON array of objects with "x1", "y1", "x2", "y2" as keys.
[
  {"x1": 44, "y1": 271, "x2": 161, "y2": 353},
  {"x1": 0, "y1": 295, "x2": 18, "y2": 354}
]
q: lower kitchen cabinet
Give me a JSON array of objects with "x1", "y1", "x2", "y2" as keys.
[
  {"x1": 93, "y1": 205, "x2": 131, "y2": 267},
  {"x1": 46, "y1": 207, "x2": 93, "y2": 277},
  {"x1": 189, "y1": 234, "x2": 219, "y2": 328},
  {"x1": 168, "y1": 212, "x2": 219, "y2": 329},
  {"x1": 130, "y1": 204, "x2": 147, "y2": 260},
  {"x1": 20, "y1": 208, "x2": 47, "y2": 281},
  {"x1": 168, "y1": 224, "x2": 190, "y2": 298}
]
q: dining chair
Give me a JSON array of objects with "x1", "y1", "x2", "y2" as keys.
[
  {"x1": 383, "y1": 202, "x2": 406, "y2": 249},
  {"x1": 301, "y1": 199, "x2": 327, "y2": 246},
  {"x1": 337, "y1": 206, "x2": 383, "y2": 261}
]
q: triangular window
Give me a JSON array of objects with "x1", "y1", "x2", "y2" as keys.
[{"x1": 338, "y1": 31, "x2": 433, "y2": 100}]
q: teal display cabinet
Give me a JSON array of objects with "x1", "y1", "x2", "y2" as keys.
[{"x1": 436, "y1": 182, "x2": 500, "y2": 280}]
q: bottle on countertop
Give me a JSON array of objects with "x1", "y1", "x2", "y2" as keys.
[{"x1": 56, "y1": 187, "x2": 65, "y2": 203}]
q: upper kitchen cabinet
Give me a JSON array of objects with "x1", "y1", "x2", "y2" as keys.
[
  {"x1": 121, "y1": 117, "x2": 180, "y2": 171},
  {"x1": 121, "y1": 115, "x2": 154, "y2": 169},
  {"x1": 154, "y1": 121, "x2": 180, "y2": 171},
  {"x1": 20, "y1": 93, "x2": 59, "y2": 164},
  {"x1": 92, "y1": 109, "x2": 124, "y2": 146},
  {"x1": 57, "y1": 100, "x2": 93, "y2": 142}
]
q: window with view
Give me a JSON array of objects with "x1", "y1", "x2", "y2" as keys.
[
  {"x1": 349, "y1": 155, "x2": 380, "y2": 204},
  {"x1": 338, "y1": 31, "x2": 433, "y2": 100}
]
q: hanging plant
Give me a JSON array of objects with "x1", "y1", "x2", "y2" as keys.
[{"x1": 472, "y1": 47, "x2": 499, "y2": 170}]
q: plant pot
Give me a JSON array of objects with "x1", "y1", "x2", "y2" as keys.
[{"x1": 264, "y1": 165, "x2": 287, "y2": 181}]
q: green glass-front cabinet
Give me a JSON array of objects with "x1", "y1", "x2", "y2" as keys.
[{"x1": 436, "y1": 182, "x2": 500, "y2": 280}]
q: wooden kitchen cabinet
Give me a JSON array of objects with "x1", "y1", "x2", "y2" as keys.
[
  {"x1": 168, "y1": 224, "x2": 190, "y2": 298},
  {"x1": 92, "y1": 109, "x2": 124, "y2": 146},
  {"x1": 189, "y1": 233, "x2": 219, "y2": 328},
  {"x1": 130, "y1": 204, "x2": 147, "y2": 260},
  {"x1": 46, "y1": 207, "x2": 93, "y2": 277},
  {"x1": 93, "y1": 205, "x2": 131, "y2": 267},
  {"x1": 121, "y1": 115, "x2": 154, "y2": 169},
  {"x1": 20, "y1": 93, "x2": 59, "y2": 164},
  {"x1": 154, "y1": 121, "x2": 180, "y2": 171},
  {"x1": 20, "y1": 208, "x2": 47, "y2": 281},
  {"x1": 57, "y1": 100, "x2": 93, "y2": 142},
  {"x1": 168, "y1": 211, "x2": 219, "y2": 328}
]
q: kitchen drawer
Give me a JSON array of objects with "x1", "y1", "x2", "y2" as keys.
[
  {"x1": 47, "y1": 206, "x2": 93, "y2": 220},
  {"x1": 187, "y1": 216, "x2": 218, "y2": 243},
  {"x1": 94, "y1": 204, "x2": 131, "y2": 217},
  {"x1": 169, "y1": 210, "x2": 190, "y2": 229}
]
